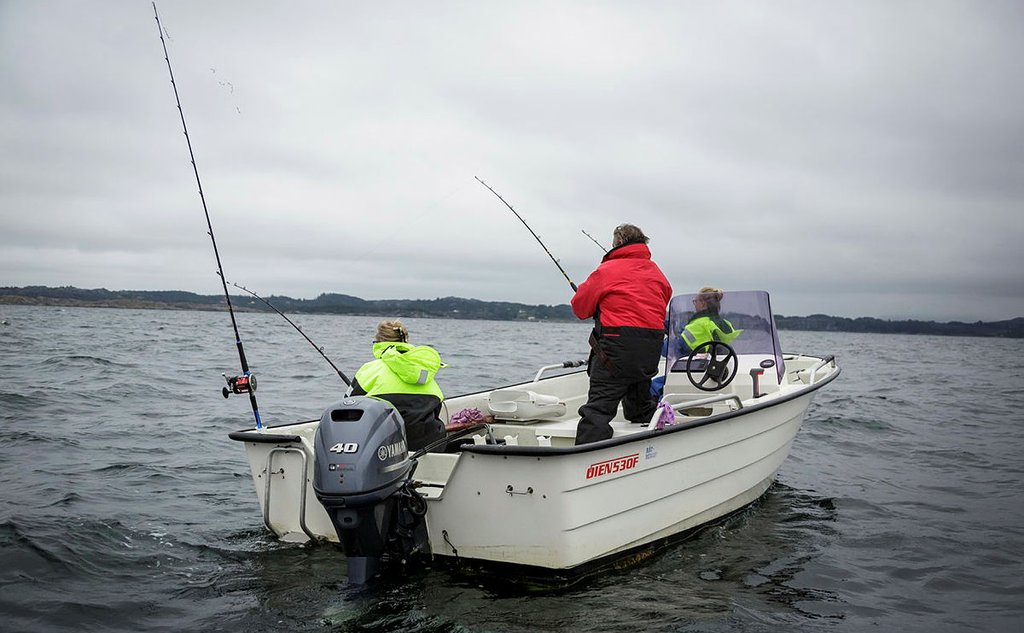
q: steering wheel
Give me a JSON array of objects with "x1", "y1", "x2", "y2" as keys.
[{"x1": 686, "y1": 341, "x2": 738, "y2": 392}]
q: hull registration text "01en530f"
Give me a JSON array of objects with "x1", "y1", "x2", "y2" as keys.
[{"x1": 586, "y1": 453, "x2": 639, "y2": 479}]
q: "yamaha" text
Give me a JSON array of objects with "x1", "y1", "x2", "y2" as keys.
[{"x1": 377, "y1": 439, "x2": 407, "y2": 461}]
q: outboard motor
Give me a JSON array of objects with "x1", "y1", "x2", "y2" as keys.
[{"x1": 312, "y1": 396, "x2": 429, "y2": 583}]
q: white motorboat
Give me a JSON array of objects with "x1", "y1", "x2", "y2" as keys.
[{"x1": 228, "y1": 290, "x2": 840, "y2": 583}]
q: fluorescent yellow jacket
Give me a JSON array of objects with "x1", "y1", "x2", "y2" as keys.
[
  {"x1": 354, "y1": 342, "x2": 444, "y2": 399},
  {"x1": 681, "y1": 312, "x2": 742, "y2": 351},
  {"x1": 350, "y1": 341, "x2": 445, "y2": 450}
]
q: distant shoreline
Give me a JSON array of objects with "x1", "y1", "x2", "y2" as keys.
[{"x1": 2, "y1": 286, "x2": 1022, "y2": 338}]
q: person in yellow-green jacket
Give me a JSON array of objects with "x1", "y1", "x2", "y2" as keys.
[
  {"x1": 681, "y1": 287, "x2": 742, "y2": 353},
  {"x1": 347, "y1": 319, "x2": 446, "y2": 451}
]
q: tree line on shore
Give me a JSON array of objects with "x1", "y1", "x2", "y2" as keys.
[{"x1": 2, "y1": 285, "x2": 1022, "y2": 338}]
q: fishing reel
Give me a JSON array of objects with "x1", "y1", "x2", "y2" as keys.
[{"x1": 222, "y1": 372, "x2": 257, "y2": 399}]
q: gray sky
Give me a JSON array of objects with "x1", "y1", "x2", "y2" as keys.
[{"x1": 2, "y1": 1, "x2": 1023, "y2": 322}]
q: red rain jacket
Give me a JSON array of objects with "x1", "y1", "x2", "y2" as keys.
[{"x1": 571, "y1": 243, "x2": 672, "y2": 329}]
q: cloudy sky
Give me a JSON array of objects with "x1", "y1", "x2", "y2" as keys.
[{"x1": 2, "y1": 1, "x2": 1022, "y2": 322}]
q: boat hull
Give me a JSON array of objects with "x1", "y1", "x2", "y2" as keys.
[
  {"x1": 231, "y1": 370, "x2": 832, "y2": 570},
  {"x1": 424, "y1": 392, "x2": 811, "y2": 568}
]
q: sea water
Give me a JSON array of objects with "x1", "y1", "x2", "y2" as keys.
[{"x1": 1, "y1": 305, "x2": 1022, "y2": 632}]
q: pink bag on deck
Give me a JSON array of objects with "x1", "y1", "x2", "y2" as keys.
[
  {"x1": 654, "y1": 399, "x2": 676, "y2": 430},
  {"x1": 446, "y1": 407, "x2": 492, "y2": 432}
]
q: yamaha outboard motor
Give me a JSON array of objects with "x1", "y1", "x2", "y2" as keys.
[{"x1": 312, "y1": 397, "x2": 429, "y2": 583}]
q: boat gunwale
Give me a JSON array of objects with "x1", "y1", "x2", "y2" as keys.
[
  {"x1": 227, "y1": 357, "x2": 840, "y2": 455},
  {"x1": 228, "y1": 430, "x2": 304, "y2": 443}
]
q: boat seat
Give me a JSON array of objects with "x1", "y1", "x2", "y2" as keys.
[{"x1": 487, "y1": 389, "x2": 567, "y2": 422}]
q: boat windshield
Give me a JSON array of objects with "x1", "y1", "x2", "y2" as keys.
[{"x1": 665, "y1": 290, "x2": 785, "y2": 382}]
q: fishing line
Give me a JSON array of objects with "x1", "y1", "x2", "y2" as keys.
[
  {"x1": 474, "y1": 176, "x2": 578, "y2": 292},
  {"x1": 581, "y1": 229, "x2": 608, "y2": 253},
  {"x1": 153, "y1": 2, "x2": 263, "y2": 428},
  {"x1": 231, "y1": 282, "x2": 352, "y2": 387},
  {"x1": 340, "y1": 180, "x2": 472, "y2": 272}
]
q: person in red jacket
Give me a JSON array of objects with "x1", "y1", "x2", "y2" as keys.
[{"x1": 571, "y1": 223, "x2": 672, "y2": 444}]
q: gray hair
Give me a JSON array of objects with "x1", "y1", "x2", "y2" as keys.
[{"x1": 612, "y1": 223, "x2": 649, "y2": 248}]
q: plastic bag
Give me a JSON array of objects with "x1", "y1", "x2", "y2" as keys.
[{"x1": 654, "y1": 399, "x2": 676, "y2": 430}]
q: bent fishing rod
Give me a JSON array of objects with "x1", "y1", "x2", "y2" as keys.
[
  {"x1": 153, "y1": 3, "x2": 263, "y2": 428},
  {"x1": 581, "y1": 229, "x2": 607, "y2": 253},
  {"x1": 232, "y1": 283, "x2": 352, "y2": 387},
  {"x1": 474, "y1": 176, "x2": 577, "y2": 292}
]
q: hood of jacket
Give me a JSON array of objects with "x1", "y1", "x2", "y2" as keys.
[{"x1": 371, "y1": 341, "x2": 444, "y2": 385}]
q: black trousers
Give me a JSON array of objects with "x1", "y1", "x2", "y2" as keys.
[{"x1": 575, "y1": 328, "x2": 662, "y2": 445}]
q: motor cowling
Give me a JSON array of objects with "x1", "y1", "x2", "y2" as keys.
[{"x1": 311, "y1": 396, "x2": 428, "y2": 583}]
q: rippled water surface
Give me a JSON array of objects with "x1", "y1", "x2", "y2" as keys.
[{"x1": 1, "y1": 306, "x2": 1022, "y2": 632}]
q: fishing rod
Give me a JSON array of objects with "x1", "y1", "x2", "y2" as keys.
[
  {"x1": 153, "y1": 3, "x2": 263, "y2": 428},
  {"x1": 232, "y1": 283, "x2": 352, "y2": 387},
  {"x1": 474, "y1": 176, "x2": 577, "y2": 292},
  {"x1": 581, "y1": 229, "x2": 608, "y2": 253}
]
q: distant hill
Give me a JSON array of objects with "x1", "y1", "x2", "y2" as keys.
[
  {"x1": 772, "y1": 313, "x2": 1024, "y2": 338},
  {"x1": 0, "y1": 285, "x2": 574, "y2": 322},
  {"x1": 2, "y1": 285, "x2": 1022, "y2": 338}
]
